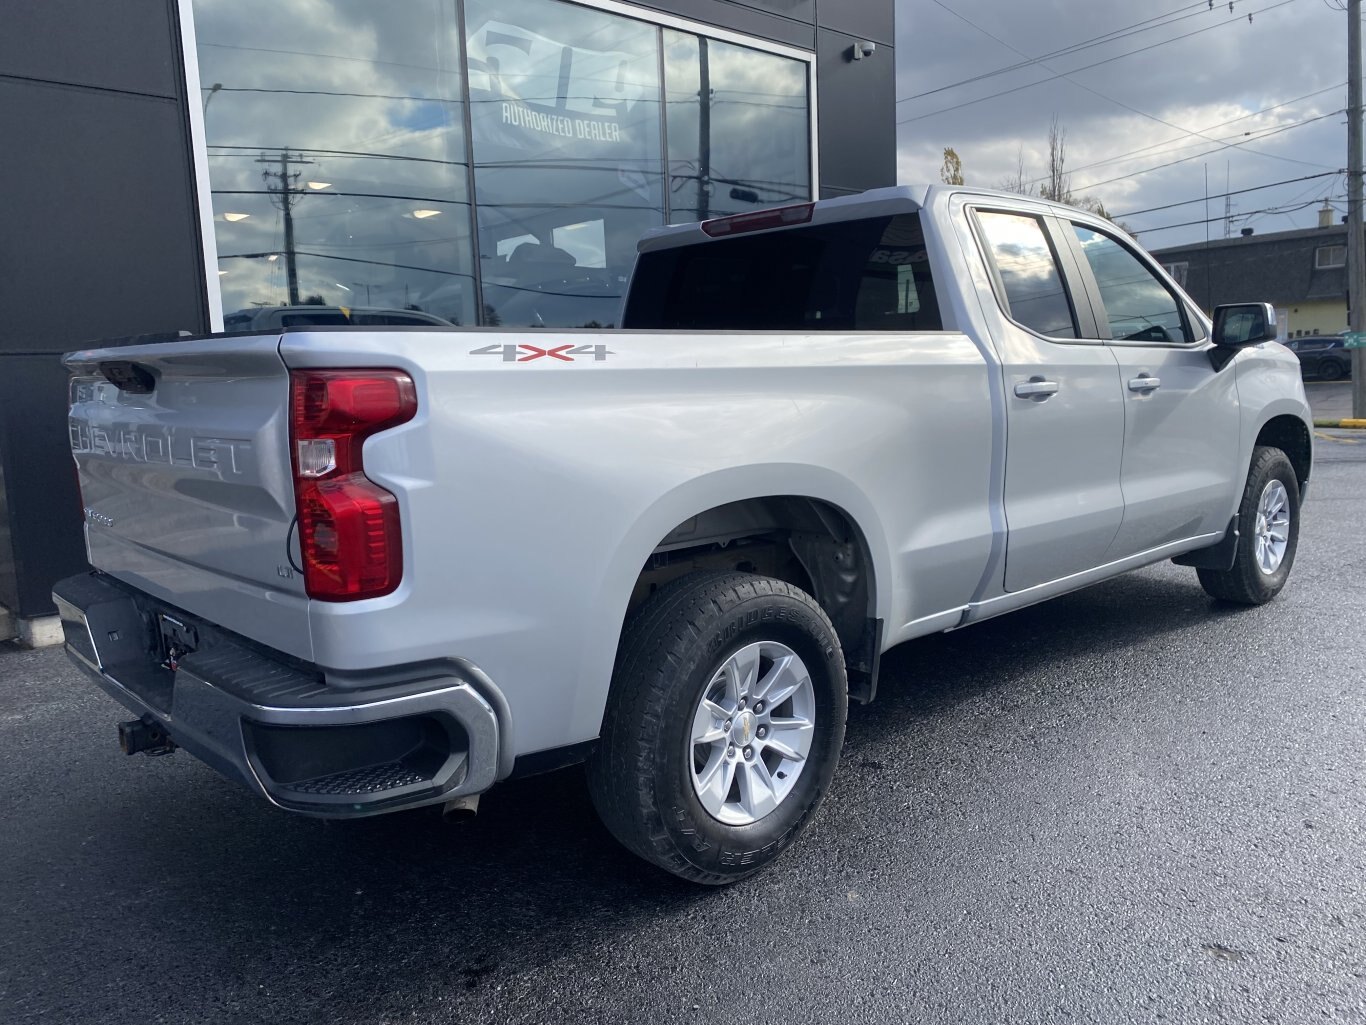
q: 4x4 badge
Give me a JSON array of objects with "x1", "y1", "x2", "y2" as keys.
[{"x1": 469, "y1": 343, "x2": 614, "y2": 363}]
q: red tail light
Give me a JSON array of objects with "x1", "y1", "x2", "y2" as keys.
[{"x1": 289, "y1": 369, "x2": 417, "y2": 601}]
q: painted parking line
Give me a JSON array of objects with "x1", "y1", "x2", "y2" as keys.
[{"x1": 1315, "y1": 430, "x2": 1361, "y2": 444}]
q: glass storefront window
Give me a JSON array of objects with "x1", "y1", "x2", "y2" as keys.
[
  {"x1": 663, "y1": 31, "x2": 810, "y2": 224},
  {"x1": 193, "y1": 0, "x2": 813, "y2": 330},
  {"x1": 194, "y1": 0, "x2": 477, "y2": 326},
  {"x1": 464, "y1": 0, "x2": 665, "y2": 328}
]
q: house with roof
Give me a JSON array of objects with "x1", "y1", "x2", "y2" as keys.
[{"x1": 1148, "y1": 204, "x2": 1351, "y2": 340}]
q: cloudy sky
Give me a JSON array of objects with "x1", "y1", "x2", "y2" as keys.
[{"x1": 895, "y1": 0, "x2": 1353, "y2": 253}]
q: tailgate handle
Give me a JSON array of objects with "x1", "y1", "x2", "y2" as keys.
[{"x1": 98, "y1": 361, "x2": 156, "y2": 395}]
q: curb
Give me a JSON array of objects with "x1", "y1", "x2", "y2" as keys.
[
  {"x1": 1313, "y1": 418, "x2": 1366, "y2": 428},
  {"x1": 0, "y1": 608, "x2": 63, "y2": 649}
]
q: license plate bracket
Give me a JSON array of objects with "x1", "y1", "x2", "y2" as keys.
[{"x1": 157, "y1": 614, "x2": 199, "y2": 671}]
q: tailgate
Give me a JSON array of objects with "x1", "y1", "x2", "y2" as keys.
[{"x1": 65, "y1": 333, "x2": 312, "y2": 659}]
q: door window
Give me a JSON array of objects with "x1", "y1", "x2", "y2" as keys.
[
  {"x1": 976, "y1": 211, "x2": 1077, "y2": 338},
  {"x1": 1072, "y1": 225, "x2": 1192, "y2": 344}
]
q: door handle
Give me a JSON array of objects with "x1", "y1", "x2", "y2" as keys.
[
  {"x1": 1127, "y1": 375, "x2": 1161, "y2": 392},
  {"x1": 1014, "y1": 378, "x2": 1060, "y2": 399}
]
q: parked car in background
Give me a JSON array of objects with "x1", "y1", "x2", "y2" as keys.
[
  {"x1": 1285, "y1": 335, "x2": 1352, "y2": 380},
  {"x1": 222, "y1": 306, "x2": 455, "y2": 331}
]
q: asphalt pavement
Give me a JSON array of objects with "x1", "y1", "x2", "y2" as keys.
[
  {"x1": 1308, "y1": 380, "x2": 1355, "y2": 421},
  {"x1": 2, "y1": 433, "x2": 1363, "y2": 1025}
]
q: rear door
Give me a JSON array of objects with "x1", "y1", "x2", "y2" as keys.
[
  {"x1": 970, "y1": 206, "x2": 1125, "y2": 592},
  {"x1": 1062, "y1": 221, "x2": 1241, "y2": 559}
]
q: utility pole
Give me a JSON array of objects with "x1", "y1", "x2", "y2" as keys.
[
  {"x1": 256, "y1": 150, "x2": 313, "y2": 306},
  {"x1": 697, "y1": 38, "x2": 711, "y2": 222},
  {"x1": 1223, "y1": 163, "x2": 1233, "y2": 238},
  {"x1": 1349, "y1": 0, "x2": 1365, "y2": 416}
]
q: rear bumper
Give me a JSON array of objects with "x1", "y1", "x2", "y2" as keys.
[{"x1": 52, "y1": 572, "x2": 502, "y2": 817}]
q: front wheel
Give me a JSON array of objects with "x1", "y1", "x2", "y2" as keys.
[
  {"x1": 1318, "y1": 358, "x2": 1344, "y2": 381},
  {"x1": 588, "y1": 571, "x2": 847, "y2": 884},
  {"x1": 1197, "y1": 446, "x2": 1300, "y2": 604}
]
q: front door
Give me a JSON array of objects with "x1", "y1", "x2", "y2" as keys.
[
  {"x1": 972, "y1": 208, "x2": 1126, "y2": 593},
  {"x1": 1065, "y1": 223, "x2": 1241, "y2": 559}
]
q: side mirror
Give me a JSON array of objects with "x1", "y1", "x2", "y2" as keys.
[{"x1": 1212, "y1": 302, "x2": 1277, "y2": 348}]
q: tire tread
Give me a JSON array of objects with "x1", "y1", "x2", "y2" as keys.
[
  {"x1": 588, "y1": 570, "x2": 843, "y2": 884},
  {"x1": 1197, "y1": 445, "x2": 1299, "y2": 604}
]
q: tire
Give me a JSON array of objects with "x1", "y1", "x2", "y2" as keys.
[
  {"x1": 1318, "y1": 358, "x2": 1344, "y2": 381},
  {"x1": 587, "y1": 570, "x2": 847, "y2": 884},
  {"x1": 1197, "y1": 446, "x2": 1300, "y2": 604}
]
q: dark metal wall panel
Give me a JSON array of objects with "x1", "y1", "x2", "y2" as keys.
[
  {"x1": 629, "y1": 0, "x2": 815, "y2": 47},
  {"x1": 0, "y1": 448, "x2": 16, "y2": 613},
  {"x1": 0, "y1": 0, "x2": 182, "y2": 98},
  {"x1": 728, "y1": 0, "x2": 813, "y2": 22},
  {"x1": 0, "y1": 0, "x2": 205, "y2": 616},
  {"x1": 0, "y1": 355, "x2": 89, "y2": 617},
  {"x1": 815, "y1": 0, "x2": 893, "y2": 46},
  {"x1": 815, "y1": 28, "x2": 896, "y2": 195},
  {"x1": 0, "y1": 78, "x2": 208, "y2": 355}
]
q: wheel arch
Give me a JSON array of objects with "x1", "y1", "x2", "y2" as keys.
[
  {"x1": 588, "y1": 466, "x2": 893, "y2": 726},
  {"x1": 1254, "y1": 413, "x2": 1312, "y2": 497}
]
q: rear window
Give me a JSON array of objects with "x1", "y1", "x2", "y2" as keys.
[{"x1": 623, "y1": 214, "x2": 943, "y2": 332}]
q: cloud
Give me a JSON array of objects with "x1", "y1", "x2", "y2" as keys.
[{"x1": 895, "y1": 0, "x2": 1348, "y2": 249}]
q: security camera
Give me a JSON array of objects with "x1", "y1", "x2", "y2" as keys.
[{"x1": 852, "y1": 40, "x2": 876, "y2": 60}]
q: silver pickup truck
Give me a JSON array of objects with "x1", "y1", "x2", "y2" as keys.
[{"x1": 55, "y1": 186, "x2": 1311, "y2": 883}]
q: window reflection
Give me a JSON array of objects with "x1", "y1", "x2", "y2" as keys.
[
  {"x1": 664, "y1": 32, "x2": 810, "y2": 223},
  {"x1": 465, "y1": 0, "x2": 664, "y2": 328},
  {"x1": 1072, "y1": 226, "x2": 1191, "y2": 343},
  {"x1": 194, "y1": 0, "x2": 813, "y2": 330},
  {"x1": 978, "y1": 212, "x2": 1077, "y2": 338},
  {"x1": 195, "y1": 0, "x2": 476, "y2": 325}
]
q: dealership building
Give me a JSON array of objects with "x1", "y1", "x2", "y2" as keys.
[{"x1": 0, "y1": 0, "x2": 896, "y2": 640}]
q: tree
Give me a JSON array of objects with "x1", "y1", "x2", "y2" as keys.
[
  {"x1": 1039, "y1": 116, "x2": 1070, "y2": 204},
  {"x1": 940, "y1": 147, "x2": 965, "y2": 186},
  {"x1": 996, "y1": 145, "x2": 1034, "y2": 196},
  {"x1": 996, "y1": 116, "x2": 1130, "y2": 231}
]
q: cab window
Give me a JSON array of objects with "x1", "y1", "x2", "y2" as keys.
[
  {"x1": 1072, "y1": 224, "x2": 1192, "y2": 344},
  {"x1": 975, "y1": 211, "x2": 1078, "y2": 339}
]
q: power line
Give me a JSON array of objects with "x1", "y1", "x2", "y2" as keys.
[
  {"x1": 1071, "y1": 110, "x2": 1343, "y2": 193},
  {"x1": 901, "y1": 0, "x2": 1216, "y2": 103},
  {"x1": 925, "y1": 0, "x2": 1335, "y2": 182},
  {"x1": 1239, "y1": 173, "x2": 1341, "y2": 228},
  {"x1": 899, "y1": 0, "x2": 1300, "y2": 125},
  {"x1": 1131, "y1": 194, "x2": 1344, "y2": 236},
  {"x1": 1018, "y1": 83, "x2": 1345, "y2": 183},
  {"x1": 1116, "y1": 170, "x2": 1342, "y2": 217}
]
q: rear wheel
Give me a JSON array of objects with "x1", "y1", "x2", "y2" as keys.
[
  {"x1": 1197, "y1": 446, "x2": 1300, "y2": 604},
  {"x1": 588, "y1": 571, "x2": 847, "y2": 884},
  {"x1": 1318, "y1": 358, "x2": 1344, "y2": 381}
]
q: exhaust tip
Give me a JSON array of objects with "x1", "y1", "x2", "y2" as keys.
[{"x1": 441, "y1": 794, "x2": 480, "y2": 822}]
